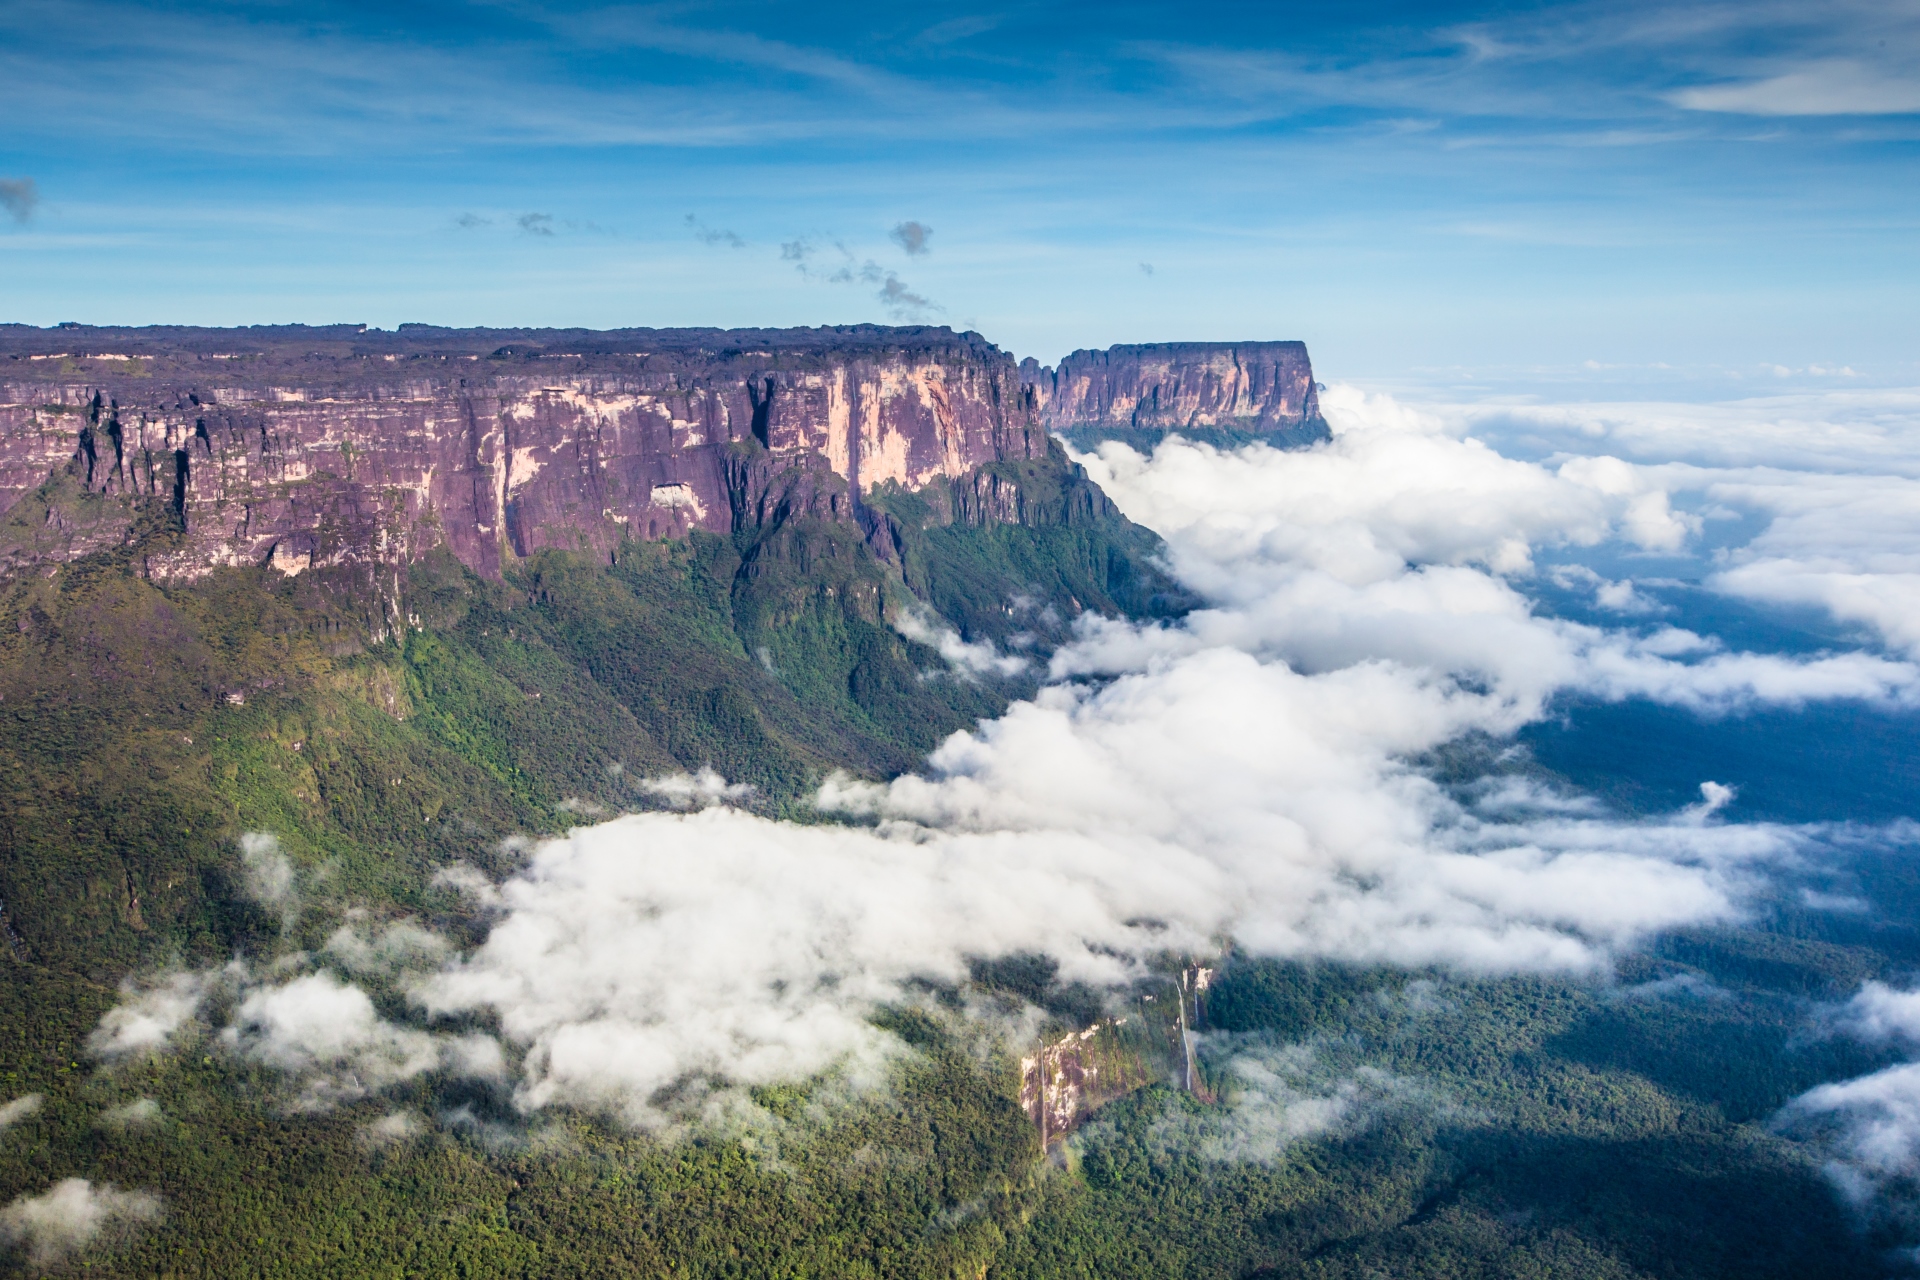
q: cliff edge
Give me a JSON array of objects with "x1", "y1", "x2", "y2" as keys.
[
  {"x1": 0, "y1": 324, "x2": 1044, "y2": 582},
  {"x1": 1021, "y1": 340, "x2": 1329, "y2": 452}
]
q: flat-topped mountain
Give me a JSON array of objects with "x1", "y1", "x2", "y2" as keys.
[
  {"x1": 0, "y1": 324, "x2": 1045, "y2": 582},
  {"x1": 0, "y1": 326, "x2": 1326, "y2": 589},
  {"x1": 1022, "y1": 340, "x2": 1329, "y2": 451}
]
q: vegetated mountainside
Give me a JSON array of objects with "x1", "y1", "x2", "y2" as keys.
[
  {"x1": 1021, "y1": 341, "x2": 1331, "y2": 454},
  {"x1": 0, "y1": 326, "x2": 1895, "y2": 1279},
  {"x1": 0, "y1": 323, "x2": 1195, "y2": 1275},
  {"x1": 0, "y1": 322, "x2": 1178, "y2": 965}
]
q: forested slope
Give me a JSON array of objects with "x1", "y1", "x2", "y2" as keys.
[{"x1": 0, "y1": 439, "x2": 1902, "y2": 1279}]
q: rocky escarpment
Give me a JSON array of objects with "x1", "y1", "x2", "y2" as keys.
[
  {"x1": 0, "y1": 324, "x2": 1046, "y2": 582},
  {"x1": 1019, "y1": 964, "x2": 1215, "y2": 1148},
  {"x1": 1020, "y1": 341, "x2": 1329, "y2": 451}
]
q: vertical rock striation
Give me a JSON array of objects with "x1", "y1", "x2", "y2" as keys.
[{"x1": 0, "y1": 325, "x2": 1046, "y2": 581}]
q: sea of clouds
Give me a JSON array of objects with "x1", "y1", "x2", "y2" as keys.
[{"x1": 72, "y1": 380, "x2": 1920, "y2": 1168}]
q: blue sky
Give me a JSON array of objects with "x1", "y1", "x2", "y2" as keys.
[{"x1": 1, "y1": 0, "x2": 1916, "y2": 382}]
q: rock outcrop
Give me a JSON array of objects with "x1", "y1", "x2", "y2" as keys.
[
  {"x1": 1021, "y1": 1020, "x2": 1152, "y2": 1149},
  {"x1": 1021, "y1": 341, "x2": 1329, "y2": 449},
  {"x1": 1018, "y1": 964, "x2": 1216, "y2": 1148},
  {"x1": 0, "y1": 324, "x2": 1046, "y2": 581}
]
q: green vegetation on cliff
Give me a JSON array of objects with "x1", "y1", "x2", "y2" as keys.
[{"x1": 0, "y1": 448, "x2": 1902, "y2": 1279}]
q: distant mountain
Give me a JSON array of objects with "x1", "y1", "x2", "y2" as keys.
[{"x1": 1020, "y1": 340, "x2": 1330, "y2": 454}]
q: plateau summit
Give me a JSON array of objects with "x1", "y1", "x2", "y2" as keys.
[{"x1": 0, "y1": 326, "x2": 1324, "y2": 585}]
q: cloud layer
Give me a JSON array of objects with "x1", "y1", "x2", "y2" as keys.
[
  {"x1": 1779, "y1": 983, "x2": 1920, "y2": 1215},
  {"x1": 89, "y1": 382, "x2": 1920, "y2": 1132},
  {"x1": 0, "y1": 1180, "x2": 160, "y2": 1268},
  {"x1": 1377, "y1": 387, "x2": 1920, "y2": 662}
]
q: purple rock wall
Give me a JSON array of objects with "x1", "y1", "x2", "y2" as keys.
[
  {"x1": 0, "y1": 325, "x2": 1045, "y2": 580},
  {"x1": 1022, "y1": 340, "x2": 1324, "y2": 435}
]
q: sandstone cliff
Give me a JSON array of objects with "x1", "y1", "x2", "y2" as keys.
[
  {"x1": 0, "y1": 324, "x2": 1045, "y2": 581},
  {"x1": 1021, "y1": 341, "x2": 1329, "y2": 449}
]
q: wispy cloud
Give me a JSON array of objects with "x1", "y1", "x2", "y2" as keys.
[
  {"x1": 16, "y1": 0, "x2": 1911, "y2": 168},
  {"x1": 783, "y1": 235, "x2": 942, "y2": 319},
  {"x1": 875, "y1": 273, "x2": 936, "y2": 319},
  {"x1": 913, "y1": 15, "x2": 1001, "y2": 47},
  {"x1": 0, "y1": 1180, "x2": 161, "y2": 1269},
  {"x1": 686, "y1": 213, "x2": 745, "y2": 248},
  {"x1": 1672, "y1": 61, "x2": 1920, "y2": 116},
  {"x1": 0, "y1": 177, "x2": 37, "y2": 223},
  {"x1": 890, "y1": 220, "x2": 932, "y2": 255}
]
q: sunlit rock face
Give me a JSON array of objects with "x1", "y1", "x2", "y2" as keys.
[
  {"x1": 1022, "y1": 341, "x2": 1329, "y2": 448},
  {"x1": 0, "y1": 324, "x2": 1046, "y2": 580}
]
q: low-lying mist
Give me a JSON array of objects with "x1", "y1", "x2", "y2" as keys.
[{"x1": 89, "y1": 381, "x2": 1920, "y2": 1154}]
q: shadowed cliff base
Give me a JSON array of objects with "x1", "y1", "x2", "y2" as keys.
[{"x1": 1056, "y1": 422, "x2": 1333, "y2": 456}]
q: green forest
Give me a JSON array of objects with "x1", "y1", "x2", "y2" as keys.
[{"x1": 0, "y1": 447, "x2": 1910, "y2": 1278}]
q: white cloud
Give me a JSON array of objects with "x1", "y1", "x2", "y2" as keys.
[
  {"x1": 86, "y1": 969, "x2": 225, "y2": 1061},
  {"x1": 1672, "y1": 61, "x2": 1920, "y2": 117},
  {"x1": 324, "y1": 919, "x2": 451, "y2": 976},
  {"x1": 220, "y1": 972, "x2": 445, "y2": 1110},
  {"x1": 0, "y1": 1095, "x2": 41, "y2": 1132},
  {"x1": 431, "y1": 862, "x2": 504, "y2": 910},
  {"x1": 98, "y1": 1098, "x2": 162, "y2": 1130},
  {"x1": 1077, "y1": 385, "x2": 1677, "y2": 582},
  {"x1": 87, "y1": 381, "x2": 1920, "y2": 1133},
  {"x1": 1781, "y1": 1062, "x2": 1920, "y2": 1206},
  {"x1": 1069, "y1": 396, "x2": 1920, "y2": 715},
  {"x1": 1549, "y1": 564, "x2": 1665, "y2": 615},
  {"x1": 1614, "y1": 972, "x2": 1730, "y2": 1003},
  {"x1": 1406, "y1": 387, "x2": 1920, "y2": 660},
  {"x1": 359, "y1": 1111, "x2": 424, "y2": 1146},
  {"x1": 406, "y1": 627, "x2": 1791, "y2": 1125},
  {"x1": 84, "y1": 951, "x2": 505, "y2": 1112},
  {"x1": 1779, "y1": 982, "x2": 1920, "y2": 1212},
  {"x1": 640, "y1": 767, "x2": 756, "y2": 809},
  {"x1": 240, "y1": 831, "x2": 300, "y2": 930},
  {"x1": 1706, "y1": 471, "x2": 1920, "y2": 655},
  {"x1": 0, "y1": 1179, "x2": 161, "y2": 1268},
  {"x1": 1144, "y1": 1043, "x2": 1434, "y2": 1165},
  {"x1": 1829, "y1": 982, "x2": 1920, "y2": 1049},
  {"x1": 893, "y1": 605, "x2": 1028, "y2": 678},
  {"x1": 416, "y1": 808, "x2": 1004, "y2": 1126},
  {"x1": 1458, "y1": 389, "x2": 1920, "y2": 476}
]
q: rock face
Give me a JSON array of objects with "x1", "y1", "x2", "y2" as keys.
[
  {"x1": 0, "y1": 324, "x2": 1046, "y2": 581},
  {"x1": 1019, "y1": 1020, "x2": 1155, "y2": 1149},
  {"x1": 1021, "y1": 341, "x2": 1329, "y2": 448},
  {"x1": 1017, "y1": 965, "x2": 1216, "y2": 1148}
]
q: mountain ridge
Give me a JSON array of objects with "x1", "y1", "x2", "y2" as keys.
[{"x1": 0, "y1": 326, "x2": 1328, "y2": 592}]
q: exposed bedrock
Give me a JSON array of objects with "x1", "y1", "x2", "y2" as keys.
[
  {"x1": 0, "y1": 324, "x2": 1046, "y2": 581},
  {"x1": 1021, "y1": 340, "x2": 1330, "y2": 449}
]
